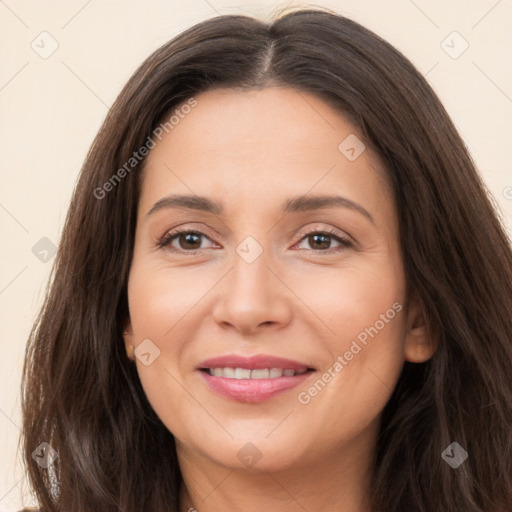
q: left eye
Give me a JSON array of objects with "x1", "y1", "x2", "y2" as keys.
[{"x1": 295, "y1": 231, "x2": 352, "y2": 252}]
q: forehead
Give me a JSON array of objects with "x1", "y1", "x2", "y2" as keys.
[
  {"x1": 140, "y1": 87, "x2": 392, "y2": 217},
  {"x1": 149, "y1": 87, "x2": 368, "y2": 159}
]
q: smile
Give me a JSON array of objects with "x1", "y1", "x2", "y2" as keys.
[{"x1": 197, "y1": 355, "x2": 315, "y2": 402}]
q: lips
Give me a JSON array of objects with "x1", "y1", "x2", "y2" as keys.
[{"x1": 197, "y1": 354, "x2": 315, "y2": 403}]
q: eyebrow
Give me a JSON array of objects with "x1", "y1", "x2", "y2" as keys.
[{"x1": 146, "y1": 194, "x2": 374, "y2": 224}]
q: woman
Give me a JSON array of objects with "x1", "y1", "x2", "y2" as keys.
[{"x1": 20, "y1": 7, "x2": 512, "y2": 512}]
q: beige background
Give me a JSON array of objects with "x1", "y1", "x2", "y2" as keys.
[{"x1": 1, "y1": 0, "x2": 511, "y2": 509}]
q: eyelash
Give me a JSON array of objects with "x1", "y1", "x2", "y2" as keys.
[{"x1": 157, "y1": 227, "x2": 353, "y2": 255}]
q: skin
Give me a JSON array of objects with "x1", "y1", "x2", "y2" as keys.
[{"x1": 123, "y1": 87, "x2": 436, "y2": 512}]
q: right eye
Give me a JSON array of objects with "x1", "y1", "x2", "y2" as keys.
[{"x1": 157, "y1": 229, "x2": 218, "y2": 253}]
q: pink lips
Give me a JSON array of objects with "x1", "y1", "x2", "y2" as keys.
[{"x1": 197, "y1": 354, "x2": 314, "y2": 403}]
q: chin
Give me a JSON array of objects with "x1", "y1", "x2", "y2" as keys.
[{"x1": 184, "y1": 429, "x2": 312, "y2": 473}]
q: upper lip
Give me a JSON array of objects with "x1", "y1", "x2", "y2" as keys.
[{"x1": 197, "y1": 354, "x2": 314, "y2": 372}]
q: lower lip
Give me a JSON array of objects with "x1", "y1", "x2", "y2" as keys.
[{"x1": 199, "y1": 370, "x2": 313, "y2": 403}]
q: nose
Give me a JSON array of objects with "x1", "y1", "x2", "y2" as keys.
[{"x1": 211, "y1": 247, "x2": 293, "y2": 336}]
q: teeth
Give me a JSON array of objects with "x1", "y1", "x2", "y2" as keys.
[
  {"x1": 235, "y1": 368, "x2": 251, "y2": 379},
  {"x1": 269, "y1": 368, "x2": 283, "y2": 378},
  {"x1": 250, "y1": 368, "x2": 270, "y2": 379},
  {"x1": 207, "y1": 367, "x2": 308, "y2": 379},
  {"x1": 223, "y1": 367, "x2": 235, "y2": 378}
]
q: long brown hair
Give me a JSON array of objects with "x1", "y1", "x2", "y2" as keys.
[{"x1": 21, "y1": 8, "x2": 512, "y2": 512}]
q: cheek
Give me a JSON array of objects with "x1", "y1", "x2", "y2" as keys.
[
  {"x1": 127, "y1": 259, "x2": 206, "y2": 338},
  {"x1": 336, "y1": 269, "x2": 406, "y2": 378},
  {"x1": 297, "y1": 310, "x2": 405, "y2": 445},
  {"x1": 126, "y1": 264, "x2": 193, "y2": 439},
  {"x1": 295, "y1": 261, "x2": 406, "y2": 420},
  {"x1": 289, "y1": 251, "x2": 405, "y2": 348},
  {"x1": 126, "y1": 260, "x2": 214, "y2": 435}
]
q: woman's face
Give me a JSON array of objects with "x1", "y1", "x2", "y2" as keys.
[{"x1": 124, "y1": 87, "x2": 432, "y2": 472}]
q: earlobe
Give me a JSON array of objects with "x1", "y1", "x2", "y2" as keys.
[
  {"x1": 403, "y1": 297, "x2": 438, "y2": 363},
  {"x1": 122, "y1": 322, "x2": 135, "y2": 361}
]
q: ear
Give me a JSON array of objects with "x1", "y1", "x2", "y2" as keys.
[
  {"x1": 122, "y1": 319, "x2": 135, "y2": 361},
  {"x1": 404, "y1": 295, "x2": 438, "y2": 363}
]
